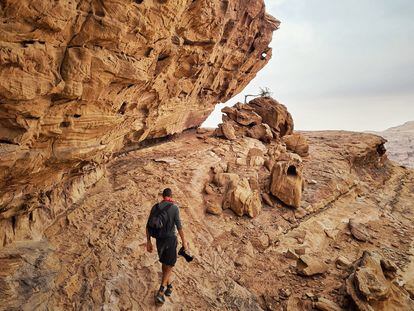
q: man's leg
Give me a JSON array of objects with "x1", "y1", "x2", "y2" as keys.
[{"x1": 161, "y1": 263, "x2": 173, "y2": 287}]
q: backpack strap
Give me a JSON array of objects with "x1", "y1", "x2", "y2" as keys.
[{"x1": 153, "y1": 202, "x2": 173, "y2": 217}]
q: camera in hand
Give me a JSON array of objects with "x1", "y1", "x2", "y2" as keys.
[{"x1": 178, "y1": 246, "x2": 193, "y2": 262}]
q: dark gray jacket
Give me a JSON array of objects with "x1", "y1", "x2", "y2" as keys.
[{"x1": 147, "y1": 201, "x2": 182, "y2": 238}]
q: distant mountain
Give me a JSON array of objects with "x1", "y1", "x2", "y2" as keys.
[
  {"x1": 384, "y1": 121, "x2": 414, "y2": 133},
  {"x1": 374, "y1": 121, "x2": 414, "y2": 168}
]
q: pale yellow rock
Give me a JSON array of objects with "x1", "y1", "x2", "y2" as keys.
[
  {"x1": 227, "y1": 178, "x2": 262, "y2": 218},
  {"x1": 283, "y1": 133, "x2": 309, "y2": 157},
  {"x1": 270, "y1": 153, "x2": 304, "y2": 208}
]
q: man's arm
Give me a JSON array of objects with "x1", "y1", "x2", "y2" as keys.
[
  {"x1": 174, "y1": 206, "x2": 188, "y2": 250},
  {"x1": 146, "y1": 206, "x2": 155, "y2": 253},
  {"x1": 146, "y1": 227, "x2": 153, "y2": 253},
  {"x1": 178, "y1": 228, "x2": 188, "y2": 251}
]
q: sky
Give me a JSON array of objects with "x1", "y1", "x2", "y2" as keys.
[{"x1": 203, "y1": 0, "x2": 414, "y2": 131}]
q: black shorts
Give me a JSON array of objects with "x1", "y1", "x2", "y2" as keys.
[{"x1": 156, "y1": 236, "x2": 177, "y2": 266}]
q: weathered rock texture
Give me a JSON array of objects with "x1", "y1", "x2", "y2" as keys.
[
  {"x1": 346, "y1": 251, "x2": 414, "y2": 311},
  {"x1": 0, "y1": 0, "x2": 279, "y2": 244},
  {"x1": 1, "y1": 129, "x2": 413, "y2": 310},
  {"x1": 213, "y1": 97, "x2": 304, "y2": 210}
]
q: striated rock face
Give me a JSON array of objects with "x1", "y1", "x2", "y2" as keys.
[{"x1": 0, "y1": 0, "x2": 278, "y2": 239}]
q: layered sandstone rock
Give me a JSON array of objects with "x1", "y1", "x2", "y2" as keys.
[
  {"x1": 248, "y1": 97, "x2": 294, "y2": 136},
  {"x1": 216, "y1": 97, "x2": 294, "y2": 141},
  {"x1": 0, "y1": 0, "x2": 278, "y2": 243},
  {"x1": 346, "y1": 251, "x2": 414, "y2": 311}
]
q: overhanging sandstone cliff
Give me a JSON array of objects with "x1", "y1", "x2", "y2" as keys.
[{"x1": 0, "y1": 0, "x2": 279, "y2": 241}]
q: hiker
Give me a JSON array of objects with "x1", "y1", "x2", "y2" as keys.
[{"x1": 146, "y1": 188, "x2": 188, "y2": 304}]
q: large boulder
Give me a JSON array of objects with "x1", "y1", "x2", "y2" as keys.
[
  {"x1": 248, "y1": 97, "x2": 294, "y2": 136},
  {"x1": 225, "y1": 178, "x2": 262, "y2": 218},
  {"x1": 217, "y1": 122, "x2": 237, "y2": 141},
  {"x1": 282, "y1": 133, "x2": 309, "y2": 157},
  {"x1": 270, "y1": 153, "x2": 303, "y2": 208},
  {"x1": 247, "y1": 123, "x2": 274, "y2": 143},
  {"x1": 346, "y1": 251, "x2": 414, "y2": 311}
]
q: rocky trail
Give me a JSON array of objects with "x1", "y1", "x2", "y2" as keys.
[{"x1": 2, "y1": 128, "x2": 412, "y2": 310}]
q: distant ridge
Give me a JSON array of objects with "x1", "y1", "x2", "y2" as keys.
[
  {"x1": 374, "y1": 121, "x2": 414, "y2": 168},
  {"x1": 384, "y1": 121, "x2": 414, "y2": 133}
]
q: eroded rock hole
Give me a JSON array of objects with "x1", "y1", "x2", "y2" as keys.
[
  {"x1": 287, "y1": 165, "x2": 297, "y2": 176},
  {"x1": 11, "y1": 216, "x2": 16, "y2": 234},
  {"x1": 21, "y1": 40, "x2": 37, "y2": 47},
  {"x1": 157, "y1": 53, "x2": 169, "y2": 62},
  {"x1": 261, "y1": 52, "x2": 267, "y2": 60},
  {"x1": 73, "y1": 114, "x2": 81, "y2": 118},
  {"x1": 0, "y1": 139, "x2": 17, "y2": 145},
  {"x1": 144, "y1": 47, "x2": 153, "y2": 57},
  {"x1": 155, "y1": 53, "x2": 171, "y2": 74},
  {"x1": 377, "y1": 143, "x2": 386, "y2": 156},
  {"x1": 60, "y1": 121, "x2": 70, "y2": 128},
  {"x1": 118, "y1": 102, "x2": 127, "y2": 115},
  {"x1": 134, "y1": 0, "x2": 143, "y2": 4}
]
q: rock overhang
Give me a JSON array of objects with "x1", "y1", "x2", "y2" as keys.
[{"x1": 0, "y1": 0, "x2": 279, "y2": 216}]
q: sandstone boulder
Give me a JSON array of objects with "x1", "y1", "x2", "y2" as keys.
[
  {"x1": 206, "y1": 201, "x2": 223, "y2": 215},
  {"x1": 226, "y1": 178, "x2": 262, "y2": 218},
  {"x1": 346, "y1": 251, "x2": 414, "y2": 311},
  {"x1": 247, "y1": 123, "x2": 274, "y2": 143},
  {"x1": 221, "y1": 105, "x2": 262, "y2": 126},
  {"x1": 297, "y1": 255, "x2": 329, "y2": 276},
  {"x1": 220, "y1": 122, "x2": 237, "y2": 141},
  {"x1": 282, "y1": 133, "x2": 309, "y2": 157},
  {"x1": 214, "y1": 173, "x2": 240, "y2": 189},
  {"x1": 248, "y1": 97, "x2": 294, "y2": 136},
  {"x1": 349, "y1": 219, "x2": 370, "y2": 242},
  {"x1": 270, "y1": 153, "x2": 303, "y2": 208}
]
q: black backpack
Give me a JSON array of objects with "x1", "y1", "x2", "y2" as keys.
[{"x1": 147, "y1": 203, "x2": 172, "y2": 238}]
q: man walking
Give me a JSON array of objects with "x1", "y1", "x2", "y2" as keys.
[{"x1": 146, "y1": 188, "x2": 188, "y2": 304}]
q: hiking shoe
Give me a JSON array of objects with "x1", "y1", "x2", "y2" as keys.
[
  {"x1": 155, "y1": 291, "x2": 165, "y2": 304},
  {"x1": 165, "y1": 284, "x2": 173, "y2": 297}
]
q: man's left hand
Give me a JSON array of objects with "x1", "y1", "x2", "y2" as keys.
[{"x1": 146, "y1": 241, "x2": 153, "y2": 253}]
